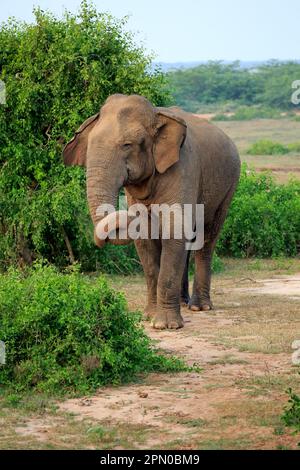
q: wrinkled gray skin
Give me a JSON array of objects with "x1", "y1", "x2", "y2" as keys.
[{"x1": 63, "y1": 94, "x2": 240, "y2": 330}]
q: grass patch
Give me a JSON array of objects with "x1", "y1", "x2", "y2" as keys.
[
  {"x1": 0, "y1": 400, "x2": 154, "y2": 450},
  {"x1": 213, "y1": 106, "x2": 281, "y2": 121},
  {"x1": 165, "y1": 414, "x2": 208, "y2": 428},
  {"x1": 287, "y1": 142, "x2": 300, "y2": 153},
  {"x1": 209, "y1": 355, "x2": 249, "y2": 366},
  {"x1": 215, "y1": 322, "x2": 300, "y2": 354},
  {"x1": 182, "y1": 418, "x2": 207, "y2": 428},
  {"x1": 196, "y1": 437, "x2": 253, "y2": 450},
  {"x1": 217, "y1": 258, "x2": 300, "y2": 278},
  {"x1": 234, "y1": 372, "x2": 300, "y2": 397}
]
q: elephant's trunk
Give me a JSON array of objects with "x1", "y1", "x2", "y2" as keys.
[{"x1": 86, "y1": 164, "x2": 133, "y2": 248}]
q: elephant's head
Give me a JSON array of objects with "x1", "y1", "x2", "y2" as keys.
[{"x1": 63, "y1": 94, "x2": 187, "y2": 247}]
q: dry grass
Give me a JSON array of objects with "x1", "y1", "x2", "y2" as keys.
[
  {"x1": 216, "y1": 119, "x2": 300, "y2": 183},
  {"x1": 217, "y1": 119, "x2": 300, "y2": 153},
  {"x1": 0, "y1": 402, "x2": 154, "y2": 450}
]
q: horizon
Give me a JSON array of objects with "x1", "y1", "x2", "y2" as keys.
[{"x1": 155, "y1": 59, "x2": 300, "y2": 66}]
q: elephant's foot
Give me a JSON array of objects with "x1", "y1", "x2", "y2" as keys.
[
  {"x1": 143, "y1": 303, "x2": 157, "y2": 321},
  {"x1": 189, "y1": 296, "x2": 213, "y2": 312},
  {"x1": 152, "y1": 309, "x2": 184, "y2": 330}
]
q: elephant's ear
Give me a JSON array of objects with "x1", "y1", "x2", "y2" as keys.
[
  {"x1": 63, "y1": 113, "x2": 100, "y2": 166},
  {"x1": 153, "y1": 109, "x2": 187, "y2": 174}
]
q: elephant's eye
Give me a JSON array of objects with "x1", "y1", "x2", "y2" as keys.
[{"x1": 122, "y1": 143, "x2": 132, "y2": 151}]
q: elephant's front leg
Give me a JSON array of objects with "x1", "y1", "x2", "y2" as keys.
[
  {"x1": 134, "y1": 239, "x2": 161, "y2": 320},
  {"x1": 153, "y1": 240, "x2": 187, "y2": 330}
]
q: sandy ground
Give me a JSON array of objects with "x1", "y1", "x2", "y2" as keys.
[
  {"x1": 55, "y1": 271, "x2": 300, "y2": 450},
  {"x1": 236, "y1": 275, "x2": 300, "y2": 297}
]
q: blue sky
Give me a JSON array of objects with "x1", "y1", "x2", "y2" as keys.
[{"x1": 0, "y1": 0, "x2": 299, "y2": 62}]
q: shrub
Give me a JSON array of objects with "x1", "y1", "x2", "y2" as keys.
[
  {"x1": 211, "y1": 253, "x2": 224, "y2": 273},
  {"x1": 247, "y1": 140, "x2": 289, "y2": 155},
  {"x1": 247, "y1": 140, "x2": 300, "y2": 155},
  {"x1": 218, "y1": 165, "x2": 300, "y2": 257},
  {"x1": 0, "y1": 263, "x2": 185, "y2": 394},
  {"x1": 0, "y1": 1, "x2": 170, "y2": 272},
  {"x1": 282, "y1": 387, "x2": 300, "y2": 446}
]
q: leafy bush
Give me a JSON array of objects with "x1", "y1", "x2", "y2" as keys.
[
  {"x1": 247, "y1": 140, "x2": 289, "y2": 155},
  {"x1": 0, "y1": 263, "x2": 185, "y2": 394},
  {"x1": 218, "y1": 165, "x2": 300, "y2": 257},
  {"x1": 0, "y1": 1, "x2": 169, "y2": 272},
  {"x1": 247, "y1": 140, "x2": 300, "y2": 155},
  {"x1": 94, "y1": 244, "x2": 141, "y2": 275},
  {"x1": 282, "y1": 388, "x2": 300, "y2": 431},
  {"x1": 211, "y1": 253, "x2": 224, "y2": 273}
]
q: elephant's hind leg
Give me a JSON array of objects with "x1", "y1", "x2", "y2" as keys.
[
  {"x1": 189, "y1": 241, "x2": 215, "y2": 312},
  {"x1": 181, "y1": 250, "x2": 190, "y2": 306},
  {"x1": 189, "y1": 184, "x2": 236, "y2": 312}
]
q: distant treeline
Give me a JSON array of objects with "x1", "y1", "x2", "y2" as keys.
[{"x1": 168, "y1": 61, "x2": 300, "y2": 112}]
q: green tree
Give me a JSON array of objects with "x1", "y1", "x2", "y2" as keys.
[
  {"x1": 0, "y1": 1, "x2": 170, "y2": 271},
  {"x1": 168, "y1": 61, "x2": 262, "y2": 111},
  {"x1": 256, "y1": 60, "x2": 300, "y2": 109},
  {"x1": 168, "y1": 60, "x2": 300, "y2": 112}
]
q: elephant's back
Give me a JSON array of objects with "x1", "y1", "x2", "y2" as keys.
[
  {"x1": 169, "y1": 106, "x2": 240, "y2": 169},
  {"x1": 169, "y1": 107, "x2": 241, "y2": 217}
]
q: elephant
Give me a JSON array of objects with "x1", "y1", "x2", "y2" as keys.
[{"x1": 63, "y1": 94, "x2": 240, "y2": 330}]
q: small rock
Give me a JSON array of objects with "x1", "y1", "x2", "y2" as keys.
[
  {"x1": 138, "y1": 391, "x2": 148, "y2": 399},
  {"x1": 79, "y1": 398, "x2": 93, "y2": 406}
]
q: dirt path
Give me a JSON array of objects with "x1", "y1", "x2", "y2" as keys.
[{"x1": 57, "y1": 267, "x2": 300, "y2": 450}]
